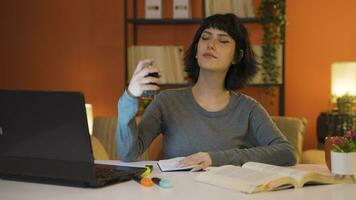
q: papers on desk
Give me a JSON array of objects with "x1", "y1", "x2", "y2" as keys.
[{"x1": 157, "y1": 157, "x2": 197, "y2": 172}]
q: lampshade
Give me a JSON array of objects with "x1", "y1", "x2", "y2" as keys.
[
  {"x1": 331, "y1": 62, "x2": 356, "y2": 98},
  {"x1": 85, "y1": 104, "x2": 94, "y2": 135}
]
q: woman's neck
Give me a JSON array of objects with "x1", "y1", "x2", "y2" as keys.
[{"x1": 192, "y1": 70, "x2": 230, "y2": 112}]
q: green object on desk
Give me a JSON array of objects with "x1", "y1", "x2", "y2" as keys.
[{"x1": 141, "y1": 164, "x2": 153, "y2": 177}]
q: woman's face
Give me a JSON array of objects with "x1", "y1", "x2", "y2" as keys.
[{"x1": 196, "y1": 28, "x2": 236, "y2": 72}]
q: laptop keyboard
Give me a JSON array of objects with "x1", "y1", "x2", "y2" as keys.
[
  {"x1": 95, "y1": 167, "x2": 120, "y2": 180},
  {"x1": 94, "y1": 165, "x2": 145, "y2": 184}
]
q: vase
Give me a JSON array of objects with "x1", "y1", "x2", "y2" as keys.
[{"x1": 330, "y1": 151, "x2": 356, "y2": 175}]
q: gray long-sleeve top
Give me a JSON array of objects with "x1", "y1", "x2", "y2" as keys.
[{"x1": 117, "y1": 87, "x2": 297, "y2": 166}]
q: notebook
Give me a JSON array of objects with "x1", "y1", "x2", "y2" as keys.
[
  {"x1": 157, "y1": 157, "x2": 197, "y2": 172},
  {"x1": 0, "y1": 90, "x2": 145, "y2": 187}
]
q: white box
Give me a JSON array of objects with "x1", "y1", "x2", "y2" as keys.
[
  {"x1": 145, "y1": 0, "x2": 162, "y2": 19},
  {"x1": 173, "y1": 0, "x2": 191, "y2": 19}
]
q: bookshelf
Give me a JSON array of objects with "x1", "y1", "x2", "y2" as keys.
[
  {"x1": 124, "y1": 0, "x2": 285, "y2": 115},
  {"x1": 127, "y1": 17, "x2": 262, "y2": 25}
]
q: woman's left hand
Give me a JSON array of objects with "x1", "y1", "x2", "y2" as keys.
[{"x1": 178, "y1": 152, "x2": 212, "y2": 171}]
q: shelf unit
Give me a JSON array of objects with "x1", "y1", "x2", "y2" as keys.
[
  {"x1": 124, "y1": 0, "x2": 285, "y2": 115},
  {"x1": 127, "y1": 17, "x2": 262, "y2": 24}
]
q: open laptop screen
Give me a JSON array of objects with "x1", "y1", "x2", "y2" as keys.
[
  {"x1": 0, "y1": 90, "x2": 96, "y2": 184},
  {"x1": 0, "y1": 90, "x2": 93, "y2": 162}
]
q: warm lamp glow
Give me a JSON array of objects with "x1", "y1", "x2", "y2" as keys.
[
  {"x1": 331, "y1": 62, "x2": 356, "y2": 98},
  {"x1": 85, "y1": 104, "x2": 94, "y2": 135}
]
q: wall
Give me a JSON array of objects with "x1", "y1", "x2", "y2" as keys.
[
  {"x1": 285, "y1": 0, "x2": 356, "y2": 149},
  {"x1": 0, "y1": 0, "x2": 124, "y2": 116},
  {"x1": 1, "y1": 0, "x2": 356, "y2": 150}
]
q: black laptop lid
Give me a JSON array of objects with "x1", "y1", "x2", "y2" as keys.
[{"x1": 0, "y1": 90, "x2": 96, "y2": 183}]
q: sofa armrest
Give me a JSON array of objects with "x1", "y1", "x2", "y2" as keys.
[{"x1": 272, "y1": 116, "x2": 307, "y2": 163}]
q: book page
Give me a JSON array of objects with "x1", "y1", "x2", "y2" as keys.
[
  {"x1": 292, "y1": 164, "x2": 355, "y2": 186},
  {"x1": 242, "y1": 162, "x2": 309, "y2": 183},
  {"x1": 243, "y1": 162, "x2": 355, "y2": 187},
  {"x1": 196, "y1": 165, "x2": 291, "y2": 193},
  {"x1": 291, "y1": 164, "x2": 330, "y2": 174},
  {"x1": 209, "y1": 165, "x2": 282, "y2": 186}
]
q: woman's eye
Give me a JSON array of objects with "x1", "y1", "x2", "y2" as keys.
[
  {"x1": 218, "y1": 38, "x2": 231, "y2": 43},
  {"x1": 201, "y1": 35, "x2": 209, "y2": 40}
]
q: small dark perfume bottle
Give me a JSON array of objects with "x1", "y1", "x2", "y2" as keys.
[{"x1": 142, "y1": 62, "x2": 159, "y2": 99}]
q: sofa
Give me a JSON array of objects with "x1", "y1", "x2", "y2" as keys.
[{"x1": 90, "y1": 116, "x2": 326, "y2": 164}]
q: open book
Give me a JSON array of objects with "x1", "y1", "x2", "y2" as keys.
[
  {"x1": 157, "y1": 157, "x2": 197, "y2": 172},
  {"x1": 195, "y1": 162, "x2": 354, "y2": 194}
]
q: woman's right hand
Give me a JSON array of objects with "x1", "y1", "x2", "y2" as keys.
[{"x1": 127, "y1": 59, "x2": 160, "y2": 97}]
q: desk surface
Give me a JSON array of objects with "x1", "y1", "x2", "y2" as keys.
[{"x1": 1, "y1": 160, "x2": 355, "y2": 200}]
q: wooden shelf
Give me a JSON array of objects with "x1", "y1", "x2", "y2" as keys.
[
  {"x1": 127, "y1": 18, "x2": 202, "y2": 25},
  {"x1": 125, "y1": 83, "x2": 282, "y2": 87},
  {"x1": 247, "y1": 83, "x2": 283, "y2": 87},
  {"x1": 127, "y1": 17, "x2": 261, "y2": 25}
]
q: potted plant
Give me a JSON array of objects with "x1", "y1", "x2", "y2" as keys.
[
  {"x1": 326, "y1": 130, "x2": 356, "y2": 176},
  {"x1": 336, "y1": 93, "x2": 356, "y2": 114},
  {"x1": 258, "y1": 0, "x2": 285, "y2": 104}
]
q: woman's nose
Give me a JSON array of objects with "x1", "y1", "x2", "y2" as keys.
[{"x1": 207, "y1": 39, "x2": 216, "y2": 50}]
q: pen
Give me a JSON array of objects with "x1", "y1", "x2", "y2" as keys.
[{"x1": 152, "y1": 177, "x2": 172, "y2": 188}]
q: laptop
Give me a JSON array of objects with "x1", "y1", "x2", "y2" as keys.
[{"x1": 0, "y1": 90, "x2": 145, "y2": 187}]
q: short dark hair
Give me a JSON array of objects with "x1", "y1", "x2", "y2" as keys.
[{"x1": 184, "y1": 13, "x2": 258, "y2": 90}]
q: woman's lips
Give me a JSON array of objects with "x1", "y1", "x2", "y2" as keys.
[{"x1": 202, "y1": 52, "x2": 217, "y2": 59}]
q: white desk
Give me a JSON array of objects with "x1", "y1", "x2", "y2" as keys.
[{"x1": 0, "y1": 160, "x2": 355, "y2": 200}]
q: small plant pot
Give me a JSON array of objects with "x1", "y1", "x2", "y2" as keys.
[{"x1": 331, "y1": 151, "x2": 356, "y2": 175}]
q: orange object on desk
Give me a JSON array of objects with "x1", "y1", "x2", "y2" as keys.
[{"x1": 140, "y1": 177, "x2": 154, "y2": 187}]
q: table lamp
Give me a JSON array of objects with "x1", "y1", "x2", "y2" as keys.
[
  {"x1": 331, "y1": 62, "x2": 356, "y2": 114},
  {"x1": 85, "y1": 104, "x2": 94, "y2": 135}
]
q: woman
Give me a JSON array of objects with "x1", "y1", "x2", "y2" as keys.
[{"x1": 117, "y1": 13, "x2": 296, "y2": 170}]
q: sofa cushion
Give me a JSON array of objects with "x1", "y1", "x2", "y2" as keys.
[
  {"x1": 272, "y1": 116, "x2": 307, "y2": 163},
  {"x1": 93, "y1": 116, "x2": 118, "y2": 160},
  {"x1": 91, "y1": 136, "x2": 109, "y2": 160}
]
